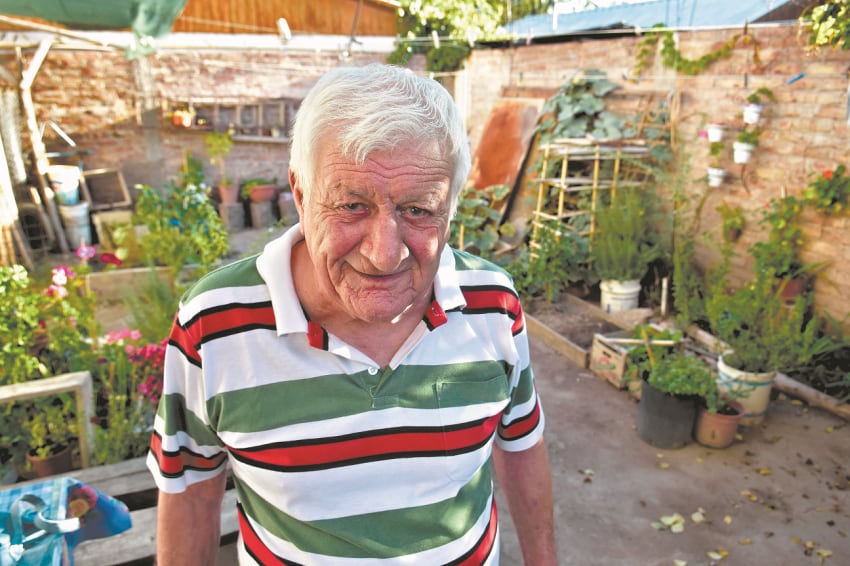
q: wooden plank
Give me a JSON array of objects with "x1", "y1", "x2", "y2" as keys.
[{"x1": 74, "y1": 489, "x2": 239, "y2": 566}]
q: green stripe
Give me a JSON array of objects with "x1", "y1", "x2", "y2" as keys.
[
  {"x1": 236, "y1": 458, "x2": 493, "y2": 558},
  {"x1": 182, "y1": 254, "x2": 265, "y2": 303},
  {"x1": 507, "y1": 365, "x2": 536, "y2": 412},
  {"x1": 451, "y1": 248, "x2": 506, "y2": 275},
  {"x1": 207, "y1": 361, "x2": 509, "y2": 433},
  {"x1": 157, "y1": 392, "x2": 224, "y2": 447}
]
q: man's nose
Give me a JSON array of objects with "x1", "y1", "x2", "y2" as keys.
[{"x1": 361, "y1": 211, "x2": 409, "y2": 272}]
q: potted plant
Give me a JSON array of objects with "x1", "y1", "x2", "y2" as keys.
[
  {"x1": 716, "y1": 201, "x2": 745, "y2": 242},
  {"x1": 240, "y1": 177, "x2": 279, "y2": 203},
  {"x1": 591, "y1": 187, "x2": 662, "y2": 312},
  {"x1": 693, "y1": 371, "x2": 745, "y2": 449},
  {"x1": 636, "y1": 348, "x2": 712, "y2": 449},
  {"x1": 748, "y1": 195, "x2": 823, "y2": 300},
  {"x1": 742, "y1": 87, "x2": 774, "y2": 124},
  {"x1": 804, "y1": 165, "x2": 850, "y2": 215},
  {"x1": 204, "y1": 130, "x2": 237, "y2": 204},
  {"x1": 24, "y1": 401, "x2": 77, "y2": 477},
  {"x1": 733, "y1": 127, "x2": 760, "y2": 164},
  {"x1": 707, "y1": 140, "x2": 727, "y2": 187},
  {"x1": 705, "y1": 266, "x2": 825, "y2": 425}
]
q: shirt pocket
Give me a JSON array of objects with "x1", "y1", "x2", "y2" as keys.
[{"x1": 435, "y1": 371, "x2": 510, "y2": 482}]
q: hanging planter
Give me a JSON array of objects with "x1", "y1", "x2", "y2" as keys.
[
  {"x1": 706, "y1": 123, "x2": 726, "y2": 142},
  {"x1": 707, "y1": 167, "x2": 726, "y2": 187},
  {"x1": 733, "y1": 141, "x2": 755, "y2": 164},
  {"x1": 742, "y1": 103, "x2": 763, "y2": 125}
]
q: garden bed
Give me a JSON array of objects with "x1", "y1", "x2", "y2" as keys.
[{"x1": 525, "y1": 292, "x2": 632, "y2": 368}]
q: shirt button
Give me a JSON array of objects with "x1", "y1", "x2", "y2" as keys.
[{"x1": 368, "y1": 367, "x2": 379, "y2": 375}]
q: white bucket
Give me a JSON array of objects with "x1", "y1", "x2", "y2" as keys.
[
  {"x1": 717, "y1": 354, "x2": 775, "y2": 426},
  {"x1": 47, "y1": 165, "x2": 81, "y2": 205},
  {"x1": 58, "y1": 201, "x2": 92, "y2": 247},
  {"x1": 599, "y1": 279, "x2": 641, "y2": 313}
]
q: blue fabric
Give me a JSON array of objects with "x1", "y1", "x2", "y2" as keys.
[{"x1": 0, "y1": 477, "x2": 132, "y2": 565}]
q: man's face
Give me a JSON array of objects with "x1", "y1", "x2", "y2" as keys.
[{"x1": 294, "y1": 140, "x2": 453, "y2": 324}]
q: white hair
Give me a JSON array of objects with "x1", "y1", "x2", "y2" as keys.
[{"x1": 289, "y1": 64, "x2": 471, "y2": 214}]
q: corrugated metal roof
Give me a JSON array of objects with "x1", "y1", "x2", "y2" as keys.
[{"x1": 502, "y1": 0, "x2": 795, "y2": 40}]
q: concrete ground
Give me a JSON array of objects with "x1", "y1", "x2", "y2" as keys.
[{"x1": 213, "y1": 228, "x2": 849, "y2": 565}]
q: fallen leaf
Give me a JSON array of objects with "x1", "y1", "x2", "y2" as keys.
[
  {"x1": 707, "y1": 547, "x2": 729, "y2": 560},
  {"x1": 657, "y1": 461, "x2": 671, "y2": 469},
  {"x1": 734, "y1": 433, "x2": 743, "y2": 441},
  {"x1": 817, "y1": 548, "x2": 833, "y2": 564},
  {"x1": 738, "y1": 538, "x2": 752, "y2": 545},
  {"x1": 825, "y1": 427, "x2": 833, "y2": 433},
  {"x1": 724, "y1": 515, "x2": 732, "y2": 525},
  {"x1": 654, "y1": 513, "x2": 686, "y2": 534},
  {"x1": 758, "y1": 467, "x2": 772, "y2": 476},
  {"x1": 740, "y1": 489, "x2": 759, "y2": 502},
  {"x1": 791, "y1": 399, "x2": 803, "y2": 406},
  {"x1": 692, "y1": 509, "x2": 706, "y2": 523},
  {"x1": 673, "y1": 560, "x2": 687, "y2": 566}
]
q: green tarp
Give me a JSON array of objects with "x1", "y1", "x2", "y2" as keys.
[{"x1": 0, "y1": 0, "x2": 187, "y2": 54}]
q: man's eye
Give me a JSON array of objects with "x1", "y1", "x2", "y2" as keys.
[
  {"x1": 342, "y1": 203, "x2": 365, "y2": 212},
  {"x1": 407, "y1": 206, "x2": 429, "y2": 217}
]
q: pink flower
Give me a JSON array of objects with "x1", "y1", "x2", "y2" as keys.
[
  {"x1": 76, "y1": 244, "x2": 97, "y2": 261},
  {"x1": 51, "y1": 265, "x2": 75, "y2": 286},
  {"x1": 46, "y1": 284, "x2": 68, "y2": 298},
  {"x1": 698, "y1": 130, "x2": 708, "y2": 139},
  {"x1": 100, "y1": 253, "x2": 122, "y2": 266}
]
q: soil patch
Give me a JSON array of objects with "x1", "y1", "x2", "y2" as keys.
[{"x1": 526, "y1": 295, "x2": 623, "y2": 349}]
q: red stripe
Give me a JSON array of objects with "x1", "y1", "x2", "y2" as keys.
[
  {"x1": 462, "y1": 288, "x2": 524, "y2": 334},
  {"x1": 238, "y1": 505, "x2": 289, "y2": 565},
  {"x1": 231, "y1": 415, "x2": 501, "y2": 469},
  {"x1": 197, "y1": 304, "x2": 276, "y2": 337},
  {"x1": 169, "y1": 321, "x2": 201, "y2": 365},
  {"x1": 149, "y1": 433, "x2": 227, "y2": 476},
  {"x1": 456, "y1": 499, "x2": 498, "y2": 566},
  {"x1": 500, "y1": 400, "x2": 541, "y2": 441}
]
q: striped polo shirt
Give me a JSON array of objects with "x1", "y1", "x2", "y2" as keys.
[{"x1": 147, "y1": 225, "x2": 545, "y2": 564}]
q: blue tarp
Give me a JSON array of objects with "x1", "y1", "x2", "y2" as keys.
[{"x1": 502, "y1": 0, "x2": 795, "y2": 39}]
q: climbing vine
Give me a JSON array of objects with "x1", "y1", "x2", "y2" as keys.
[
  {"x1": 632, "y1": 25, "x2": 761, "y2": 78},
  {"x1": 800, "y1": 0, "x2": 850, "y2": 51}
]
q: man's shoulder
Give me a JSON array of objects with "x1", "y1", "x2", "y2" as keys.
[
  {"x1": 450, "y1": 248, "x2": 508, "y2": 276},
  {"x1": 181, "y1": 253, "x2": 266, "y2": 304}
]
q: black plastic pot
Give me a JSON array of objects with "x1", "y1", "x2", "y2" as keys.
[{"x1": 637, "y1": 379, "x2": 697, "y2": 449}]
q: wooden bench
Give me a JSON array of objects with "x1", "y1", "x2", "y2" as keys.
[{"x1": 11, "y1": 456, "x2": 238, "y2": 565}]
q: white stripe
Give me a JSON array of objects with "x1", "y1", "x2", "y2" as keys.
[{"x1": 237, "y1": 490, "x2": 496, "y2": 564}]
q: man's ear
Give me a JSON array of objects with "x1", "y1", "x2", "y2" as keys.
[{"x1": 289, "y1": 170, "x2": 304, "y2": 217}]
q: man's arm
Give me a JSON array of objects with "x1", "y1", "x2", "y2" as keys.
[
  {"x1": 493, "y1": 437, "x2": 557, "y2": 565},
  {"x1": 156, "y1": 471, "x2": 228, "y2": 566}
]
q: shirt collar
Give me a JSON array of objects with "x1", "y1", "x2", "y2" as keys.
[{"x1": 255, "y1": 225, "x2": 467, "y2": 336}]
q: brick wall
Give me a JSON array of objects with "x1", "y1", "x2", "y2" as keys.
[
  {"x1": 465, "y1": 24, "x2": 850, "y2": 327},
  {"x1": 10, "y1": 46, "x2": 391, "y2": 191},
  {"x1": 5, "y1": 24, "x2": 849, "y2": 325}
]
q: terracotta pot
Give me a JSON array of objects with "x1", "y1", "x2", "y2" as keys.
[
  {"x1": 26, "y1": 444, "x2": 74, "y2": 478},
  {"x1": 694, "y1": 402, "x2": 743, "y2": 449},
  {"x1": 247, "y1": 184, "x2": 277, "y2": 203},
  {"x1": 774, "y1": 277, "x2": 806, "y2": 301},
  {"x1": 217, "y1": 183, "x2": 239, "y2": 205}
]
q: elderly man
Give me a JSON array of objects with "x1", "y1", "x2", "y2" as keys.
[{"x1": 149, "y1": 64, "x2": 556, "y2": 565}]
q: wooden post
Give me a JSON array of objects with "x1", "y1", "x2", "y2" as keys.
[{"x1": 18, "y1": 39, "x2": 69, "y2": 253}]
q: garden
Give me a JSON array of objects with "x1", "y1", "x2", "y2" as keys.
[
  {"x1": 1, "y1": 1, "x2": 849, "y2": 485},
  {"x1": 0, "y1": 153, "x2": 233, "y2": 483}
]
